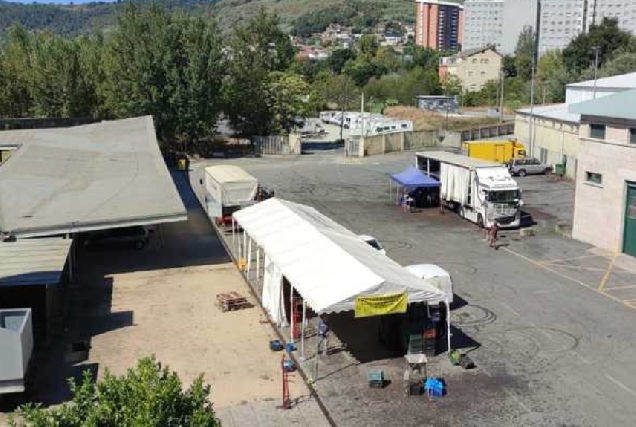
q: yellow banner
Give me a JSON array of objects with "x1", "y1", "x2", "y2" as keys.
[{"x1": 354, "y1": 292, "x2": 408, "y2": 318}]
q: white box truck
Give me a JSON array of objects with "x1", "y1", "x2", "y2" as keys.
[{"x1": 415, "y1": 151, "x2": 522, "y2": 228}]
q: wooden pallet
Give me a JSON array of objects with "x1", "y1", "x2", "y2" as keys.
[{"x1": 216, "y1": 292, "x2": 252, "y2": 312}]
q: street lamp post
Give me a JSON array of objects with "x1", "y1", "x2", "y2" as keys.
[{"x1": 592, "y1": 46, "x2": 600, "y2": 99}]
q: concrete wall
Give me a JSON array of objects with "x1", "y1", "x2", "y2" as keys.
[
  {"x1": 514, "y1": 114, "x2": 581, "y2": 179},
  {"x1": 573, "y1": 139, "x2": 636, "y2": 252},
  {"x1": 355, "y1": 130, "x2": 438, "y2": 157}
]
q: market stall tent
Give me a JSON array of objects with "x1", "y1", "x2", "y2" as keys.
[
  {"x1": 389, "y1": 166, "x2": 440, "y2": 204},
  {"x1": 390, "y1": 166, "x2": 440, "y2": 189},
  {"x1": 232, "y1": 198, "x2": 451, "y2": 356},
  {"x1": 232, "y1": 198, "x2": 446, "y2": 315}
]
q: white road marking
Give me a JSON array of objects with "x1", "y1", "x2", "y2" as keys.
[
  {"x1": 605, "y1": 374, "x2": 636, "y2": 398},
  {"x1": 499, "y1": 301, "x2": 520, "y2": 317},
  {"x1": 532, "y1": 289, "x2": 558, "y2": 295}
]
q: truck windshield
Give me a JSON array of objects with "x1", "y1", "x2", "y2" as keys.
[{"x1": 488, "y1": 190, "x2": 519, "y2": 203}]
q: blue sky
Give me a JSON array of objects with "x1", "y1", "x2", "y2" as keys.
[{"x1": 4, "y1": 0, "x2": 117, "y2": 4}]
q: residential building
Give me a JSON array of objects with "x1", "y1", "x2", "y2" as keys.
[
  {"x1": 569, "y1": 89, "x2": 636, "y2": 257},
  {"x1": 439, "y1": 45, "x2": 502, "y2": 92},
  {"x1": 462, "y1": 0, "x2": 538, "y2": 55},
  {"x1": 415, "y1": 0, "x2": 464, "y2": 51},
  {"x1": 514, "y1": 72, "x2": 636, "y2": 179},
  {"x1": 539, "y1": 0, "x2": 636, "y2": 54}
]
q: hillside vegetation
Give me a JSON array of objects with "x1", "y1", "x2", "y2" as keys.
[{"x1": 0, "y1": 0, "x2": 462, "y2": 36}]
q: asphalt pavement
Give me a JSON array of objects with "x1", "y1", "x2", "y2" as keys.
[{"x1": 193, "y1": 151, "x2": 636, "y2": 427}]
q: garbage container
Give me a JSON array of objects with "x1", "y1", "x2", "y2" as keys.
[{"x1": 554, "y1": 164, "x2": 565, "y2": 176}]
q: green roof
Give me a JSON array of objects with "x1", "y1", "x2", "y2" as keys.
[{"x1": 570, "y1": 88, "x2": 636, "y2": 121}]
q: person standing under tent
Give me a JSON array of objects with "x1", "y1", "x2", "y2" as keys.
[{"x1": 311, "y1": 314, "x2": 330, "y2": 383}]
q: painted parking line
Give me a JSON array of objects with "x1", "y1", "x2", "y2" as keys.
[
  {"x1": 598, "y1": 253, "x2": 619, "y2": 292},
  {"x1": 539, "y1": 254, "x2": 605, "y2": 265},
  {"x1": 606, "y1": 375, "x2": 636, "y2": 399},
  {"x1": 605, "y1": 284, "x2": 636, "y2": 291},
  {"x1": 502, "y1": 247, "x2": 636, "y2": 313}
]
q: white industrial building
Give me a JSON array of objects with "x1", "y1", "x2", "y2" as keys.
[
  {"x1": 514, "y1": 72, "x2": 636, "y2": 179},
  {"x1": 539, "y1": 0, "x2": 636, "y2": 53},
  {"x1": 463, "y1": 0, "x2": 636, "y2": 55},
  {"x1": 462, "y1": 0, "x2": 538, "y2": 55}
]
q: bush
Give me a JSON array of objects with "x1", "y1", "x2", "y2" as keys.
[{"x1": 11, "y1": 357, "x2": 220, "y2": 427}]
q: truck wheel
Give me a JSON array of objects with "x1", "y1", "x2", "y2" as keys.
[
  {"x1": 518, "y1": 169, "x2": 527, "y2": 177},
  {"x1": 477, "y1": 214, "x2": 484, "y2": 228}
]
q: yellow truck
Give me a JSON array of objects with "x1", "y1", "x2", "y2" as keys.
[{"x1": 461, "y1": 140, "x2": 526, "y2": 164}]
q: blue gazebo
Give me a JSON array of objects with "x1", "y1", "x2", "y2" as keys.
[{"x1": 389, "y1": 166, "x2": 440, "y2": 206}]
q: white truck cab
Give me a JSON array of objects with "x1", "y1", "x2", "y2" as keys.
[{"x1": 416, "y1": 151, "x2": 522, "y2": 228}]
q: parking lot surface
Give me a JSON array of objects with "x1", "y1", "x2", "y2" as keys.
[{"x1": 194, "y1": 151, "x2": 636, "y2": 427}]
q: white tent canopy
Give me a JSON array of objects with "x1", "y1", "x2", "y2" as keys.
[{"x1": 232, "y1": 198, "x2": 446, "y2": 315}]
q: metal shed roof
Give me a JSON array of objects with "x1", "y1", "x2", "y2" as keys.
[
  {"x1": 570, "y1": 88, "x2": 636, "y2": 121},
  {"x1": 0, "y1": 238, "x2": 71, "y2": 287},
  {"x1": 516, "y1": 103, "x2": 581, "y2": 124},
  {"x1": 0, "y1": 116, "x2": 187, "y2": 237},
  {"x1": 566, "y1": 72, "x2": 636, "y2": 90}
]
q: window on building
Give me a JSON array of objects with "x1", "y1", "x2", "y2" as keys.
[
  {"x1": 585, "y1": 172, "x2": 603, "y2": 185},
  {"x1": 630, "y1": 128, "x2": 636, "y2": 144},
  {"x1": 590, "y1": 124, "x2": 606, "y2": 139}
]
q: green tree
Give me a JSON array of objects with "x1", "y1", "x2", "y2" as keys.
[
  {"x1": 358, "y1": 34, "x2": 378, "y2": 57},
  {"x1": 11, "y1": 357, "x2": 220, "y2": 427},
  {"x1": 0, "y1": 25, "x2": 34, "y2": 117},
  {"x1": 410, "y1": 46, "x2": 440, "y2": 71},
  {"x1": 224, "y1": 8, "x2": 295, "y2": 138},
  {"x1": 563, "y1": 18, "x2": 636, "y2": 76},
  {"x1": 100, "y1": 4, "x2": 224, "y2": 148},
  {"x1": 321, "y1": 74, "x2": 358, "y2": 140},
  {"x1": 537, "y1": 50, "x2": 568, "y2": 103},
  {"x1": 267, "y1": 71, "x2": 314, "y2": 133},
  {"x1": 598, "y1": 50, "x2": 636, "y2": 78},
  {"x1": 503, "y1": 55, "x2": 517, "y2": 78},
  {"x1": 327, "y1": 48, "x2": 355, "y2": 74},
  {"x1": 514, "y1": 26, "x2": 536, "y2": 81}
]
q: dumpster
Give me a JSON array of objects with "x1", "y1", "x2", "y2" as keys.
[{"x1": 554, "y1": 164, "x2": 565, "y2": 176}]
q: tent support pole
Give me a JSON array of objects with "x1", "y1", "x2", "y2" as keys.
[
  {"x1": 243, "y1": 231, "x2": 247, "y2": 270},
  {"x1": 445, "y1": 299, "x2": 451, "y2": 353},
  {"x1": 301, "y1": 300, "x2": 306, "y2": 360},
  {"x1": 290, "y1": 285, "x2": 295, "y2": 343},
  {"x1": 256, "y1": 246, "x2": 260, "y2": 291},
  {"x1": 231, "y1": 217, "x2": 235, "y2": 254},
  {"x1": 247, "y1": 238, "x2": 252, "y2": 280}
]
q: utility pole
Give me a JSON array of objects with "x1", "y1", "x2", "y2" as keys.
[
  {"x1": 592, "y1": 46, "x2": 600, "y2": 99},
  {"x1": 499, "y1": 65, "x2": 505, "y2": 122},
  {"x1": 528, "y1": 0, "x2": 541, "y2": 157}
]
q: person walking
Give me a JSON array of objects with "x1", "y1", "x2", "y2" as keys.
[
  {"x1": 488, "y1": 220, "x2": 500, "y2": 249},
  {"x1": 311, "y1": 314, "x2": 329, "y2": 382}
]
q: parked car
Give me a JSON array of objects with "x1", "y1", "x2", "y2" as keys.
[
  {"x1": 509, "y1": 158, "x2": 551, "y2": 176},
  {"x1": 84, "y1": 226, "x2": 150, "y2": 250},
  {"x1": 360, "y1": 235, "x2": 387, "y2": 255},
  {"x1": 405, "y1": 264, "x2": 453, "y2": 304}
]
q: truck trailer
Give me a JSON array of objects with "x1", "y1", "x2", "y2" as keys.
[
  {"x1": 461, "y1": 140, "x2": 526, "y2": 164},
  {"x1": 416, "y1": 151, "x2": 522, "y2": 228}
]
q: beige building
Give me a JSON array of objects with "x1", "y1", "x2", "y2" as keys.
[
  {"x1": 514, "y1": 72, "x2": 636, "y2": 180},
  {"x1": 570, "y1": 89, "x2": 636, "y2": 257},
  {"x1": 439, "y1": 46, "x2": 502, "y2": 92}
]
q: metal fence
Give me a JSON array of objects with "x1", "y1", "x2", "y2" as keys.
[
  {"x1": 459, "y1": 122, "x2": 514, "y2": 141},
  {"x1": 254, "y1": 134, "x2": 301, "y2": 156}
]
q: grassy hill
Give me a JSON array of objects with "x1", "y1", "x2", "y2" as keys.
[{"x1": 0, "y1": 0, "x2": 462, "y2": 37}]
